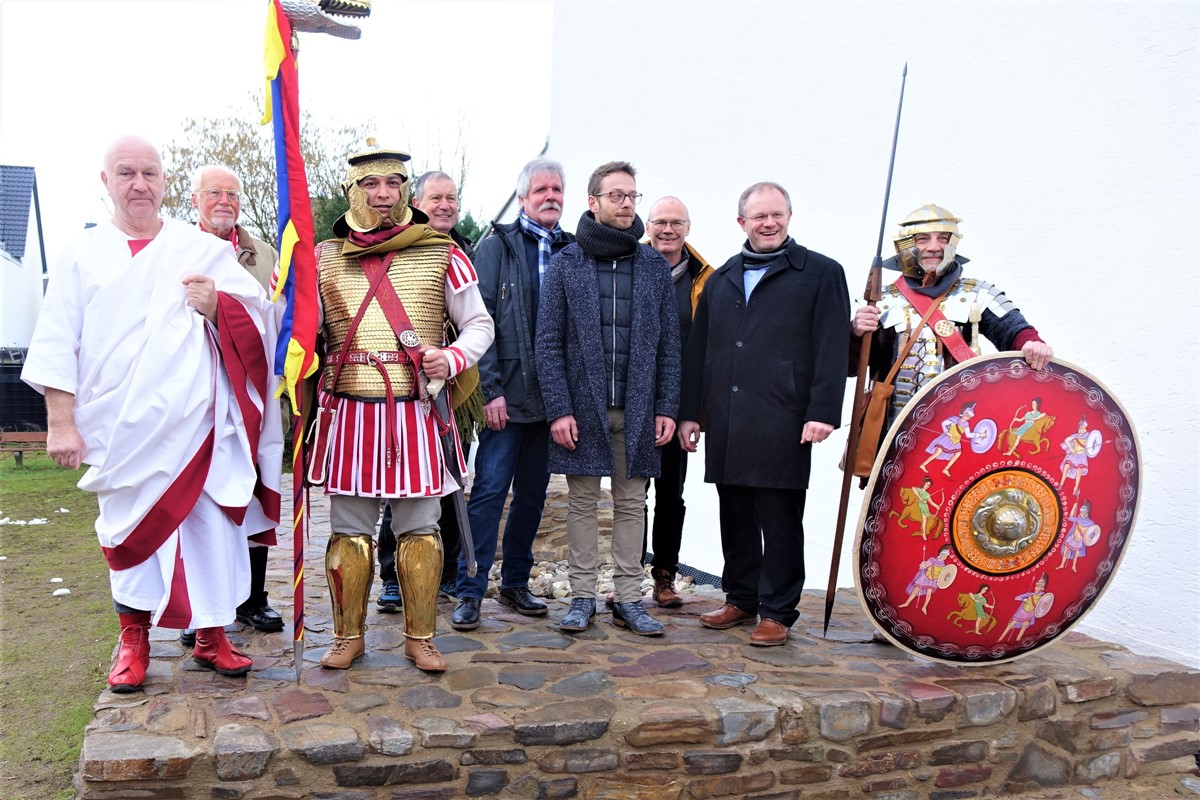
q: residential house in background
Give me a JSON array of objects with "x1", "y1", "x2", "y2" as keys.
[{"x1": 1, "y1": 164, "x2": 48, "y2": 430}]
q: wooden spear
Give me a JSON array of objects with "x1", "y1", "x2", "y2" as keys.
[{"x1": 823, "y1": 64, "x2": 908, "y2": 636}]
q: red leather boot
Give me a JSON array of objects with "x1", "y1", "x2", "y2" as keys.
[
  {"x1": 108, "y1": 612, "x2": 151, "y2": 693},
  {"x1": 192, "y1": 627, "x2": 253, "y2": 676}
]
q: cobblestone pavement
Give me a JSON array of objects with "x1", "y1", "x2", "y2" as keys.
[{"x1": 78, "y1": 476, "x2": 1200, "y2": 799}]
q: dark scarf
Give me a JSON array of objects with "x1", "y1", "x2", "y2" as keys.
[
  {"x1": 575, "y1": 211, "x2": 645, "y2": 260},
  {"x1": 740, "y1": 236, "x2": 794, "y2": 268}
]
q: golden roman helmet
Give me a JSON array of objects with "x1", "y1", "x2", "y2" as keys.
[
  {"x1": 342, "y1": 137, "x2": 413, "y2": 233},
  {"x1": 894, "y1": 204, "x2": 962, "y2": 278}
]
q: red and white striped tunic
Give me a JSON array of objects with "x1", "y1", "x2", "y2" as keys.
[
  {"x1": 320, "y1": 244, "x2": 492, "y2": 499},
  {"x1": 321, "y1": 391, "x2": 468, "y2": 497}
]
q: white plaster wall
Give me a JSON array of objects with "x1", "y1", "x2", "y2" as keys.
[{"x1": 548, "y1": 1, "x2": 1199, "y2": 666}]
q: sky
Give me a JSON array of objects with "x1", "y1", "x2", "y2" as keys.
[{"x1": 0, "y1": 0, "x2": 553, "y2": 266}]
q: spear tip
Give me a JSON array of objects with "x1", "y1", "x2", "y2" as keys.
[{"x1": 902, "y1": 62, "x2": 908, "y2": 76}]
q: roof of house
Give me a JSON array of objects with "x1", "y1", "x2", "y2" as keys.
[{"x1": 0, "y1": 165, "x2": 36, "y2": 260}]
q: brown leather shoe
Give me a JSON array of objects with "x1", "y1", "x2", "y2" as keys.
[
  {"x1": 320, "y1": 636, "x2": 365, "y2": 669},
  {"x1": 699, "y1": 604, "x2": 756, "y2": 629},
  {"x1": 404, "y1": 637, "x2": 447, "y2": 672},
  {"x1": 749, "y1": 618, "x2": 789, "y2": 646},
  {"x1": 651, "y1": 568, "x2": 683, "y2": 608}
]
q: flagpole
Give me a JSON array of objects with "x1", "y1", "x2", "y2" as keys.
[{"x1": 265, "y1": 0, "x2": 371, "y2": 683}]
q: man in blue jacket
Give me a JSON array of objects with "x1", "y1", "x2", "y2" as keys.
[
  {"x1": 535, "y1": 161, "x2": 680, "y2": 637},
  {"x1": 451, "y1": 158, "x2": 573, "y2": 630}
]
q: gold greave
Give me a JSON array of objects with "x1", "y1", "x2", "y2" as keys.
[
  {"x1": 325, "y1": 533, "x2": 374, "y2": 639},
  {"x1": 397, "y1": 528, "x2": 442, "y2": 639}
]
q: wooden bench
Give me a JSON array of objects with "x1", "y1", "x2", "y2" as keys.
[{"x1": 0, "y1": 431, "x2": 48, "y2": 467}]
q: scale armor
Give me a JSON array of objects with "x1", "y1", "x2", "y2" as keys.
[
  {"x1": 877, "y1": 277, "x2": 1017, "y2": 420},
  {"x1": 318, "y1": 242, "x2": 450, "y2": 400}
]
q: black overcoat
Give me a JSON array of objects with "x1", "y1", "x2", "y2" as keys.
[{"x1": 680, "y1": 239, "x2": 850, "y2": 490}]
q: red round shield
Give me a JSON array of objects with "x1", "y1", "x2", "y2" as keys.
[{"x1": 854, "y1": 353, "x2": 1141, "y2": 664}]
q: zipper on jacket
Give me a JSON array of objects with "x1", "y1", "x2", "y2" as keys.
[{"x1": 610, "y1": 260, "x2": 618, "y2": 403}]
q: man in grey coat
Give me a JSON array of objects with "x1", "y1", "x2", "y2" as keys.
[
  {"x1": 450, "y1": 158, "x2": 574, "y2": 630},
  {"x1": 535, "y1": 161, "x2": 680, "y2": 636}
]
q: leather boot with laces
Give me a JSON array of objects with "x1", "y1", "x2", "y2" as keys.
[
  {"x1": 558, "y1": 598, "x2": 597, "y2": 632},
  {"x1": 404, "y1": 637, "x2": 447, "y2": 672},
  {"x1": 651, "y1": 568, "x2": 683, "y2": 608},
  {"x1": 320, "y1": 636, "x2": 365, "y2": 669},
  {"x1": 611, "y1": 600, "x2": 665, "y2": 636}
]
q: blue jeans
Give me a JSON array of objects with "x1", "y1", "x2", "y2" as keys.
[{"x1": 456, "y1": 421, "x2": 551, "y2": 599}]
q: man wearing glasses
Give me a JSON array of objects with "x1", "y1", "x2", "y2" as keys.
[
  {"x1": 450, "y1": 159, "x2": 573, "y2": 631},
  {"x1": 641, "y1": 197, "x2": 713, "y2": 607},
  {"x1": 178, "y1": 165, "x2": 284, "y2": 647},
  {"x1": 678, "y1": 182, "x2": 850, "y2": 647},
  {"x1": 535, "y1": 161, "x2": 680, "y2": 636}
]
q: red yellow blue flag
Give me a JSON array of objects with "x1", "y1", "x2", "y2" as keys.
[
  {"x1": 263, "y1": 0, "x2": 318, "y2": 409},
  {"x1": 262, "y1": 0, "x2": 316, "y2": 678}
]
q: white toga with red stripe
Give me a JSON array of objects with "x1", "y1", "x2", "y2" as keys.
[
  {"x1": 22, "y1": 220, "x2": 282, "y2": 628},
  {"x1": 320, "y1": 245, "x2": 494, "y2": 497}
]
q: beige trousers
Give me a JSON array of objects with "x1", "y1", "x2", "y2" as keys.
[{"x1": 565, "y1": 408, "x2": 648, "y2": 603}]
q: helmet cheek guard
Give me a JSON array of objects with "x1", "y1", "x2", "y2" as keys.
[
  {"x1": 894, "y1": 204, "x2": 962, "y2": 278},
  {"x1": 340, "y1": 138, "x2": 413, "y2": 233}
]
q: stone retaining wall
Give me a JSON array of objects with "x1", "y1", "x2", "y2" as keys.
[{"x1": 76, "y1": 616, "x2": 1198, "y2": 799}]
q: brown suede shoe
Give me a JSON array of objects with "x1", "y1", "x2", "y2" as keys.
[
  {"x1": 651, "y1": 568, "x2": 683, "y2": 608},
  {"x1": 749, "y1": 618, "x2": 789, "y2": 646},
  {"x1": 699, "y1": 604, "x2": 756, "y2": 629},
  {"x1": 404, "y1": 637, "x2": 447, "y2": 672},
  {"x1": 320, "y1": 636, "x2": 365, "y2": 669}
]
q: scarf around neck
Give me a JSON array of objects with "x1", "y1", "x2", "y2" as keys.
[
  {"x1": 518, "y1": 210, "x2": 562, "y2": 284},
  {"x1": 342, "y1": 223, "x2": 454, "y2": 256},
  {"x1": 740, "y1": 236, "x2": 793, "y2": 267},
  {"x1": 575, "y1": 210, "x2": 645, "y2": 261}
]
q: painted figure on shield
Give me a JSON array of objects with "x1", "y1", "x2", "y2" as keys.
[
  {"x1": 1003, "y1": 397, "x2": 1050, "y2": 456},
  {"x1": 1059, "y1": 417, "x2": 1092, "y2": 496},
  {"x1": 890, "y1": 475, "x2": 940, "y2": 539},
  {"x1": 998, "y1": 573, "x2": 1050, "y2": 643},
  {"x1": 920, "y1": 401, "x2": 977, "y2": 476},
  {"x1": 1057, "y1": 500, "x2": 1097, "y2": 572},
  {"x1": 899, "y1": 544, "x2": 953, "y2": 614},
  {"x1": 950, "y1": 583, "x2": 996, "y2": 635}
]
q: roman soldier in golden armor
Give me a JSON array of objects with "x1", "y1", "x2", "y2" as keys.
[{"x1": 308, "y1": 140, "x2": 494, "y2": 672}]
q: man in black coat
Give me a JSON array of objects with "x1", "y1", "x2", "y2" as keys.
[
  {"x1": 536, "y1": 161, "x2": 680, "y2": 637},
  {"x1": 678, "y1": 182, "x2": 850, "y2": 646}
]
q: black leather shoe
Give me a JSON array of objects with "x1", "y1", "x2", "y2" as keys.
[
  {"x1": 498, "y1": 586, "x2": 549, "y2": 616},
  {"x1": 558, "y1": 598, "x2": 597, "y2": 632},
  {"x1": 237, "y1": 604, "x2": 284, "y2": 633},
  {"x1": 451, "y1": 597, "x2": 481, "y2": 630},
  {"x1": 611, "y1": 600, "x2": 665, "y2": 636},
  {"x1": 179, "y1": 628, "x2": 196, "y2": 647}
]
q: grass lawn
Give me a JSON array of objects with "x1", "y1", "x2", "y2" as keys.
[{"x1": 0, "y1": 454, "x2": 116, "y2": 800}]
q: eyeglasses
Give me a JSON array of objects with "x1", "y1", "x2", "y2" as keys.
[
  {"x1": 649, "y1": 218, "x2": 689, "y2": 230},
  {"x1": 200, "y1": 188, "x2": 241, "y2": 203},
  {"x1": 593, "y1": 191, "x2": 642, "y2": 205}
]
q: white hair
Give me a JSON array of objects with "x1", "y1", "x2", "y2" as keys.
[{"x1": 191, "y1": 164, "x2": 242, "y2": 194}]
